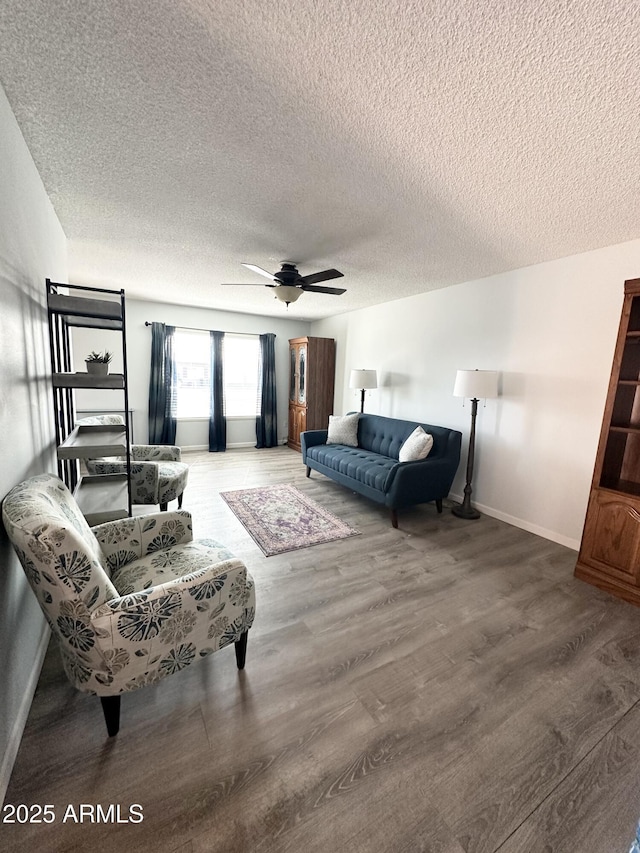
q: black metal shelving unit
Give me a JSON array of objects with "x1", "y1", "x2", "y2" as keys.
[{"x1": 46, "y1": 279, "x2": 132, "y2": 523}]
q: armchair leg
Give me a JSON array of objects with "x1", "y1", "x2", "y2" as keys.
[
  {"x1": 390, "y1": 509, "x2": 398, "y2": 529},
  {"x1": 234, "y1": 631, "x2": 248, "y2": 670},
  {"x1": 306, "y1": 466, "x2": 311, "y2": 478},
  {"x1": 436, "y1": 499, "x2": 443, "y2": 513},
  {"x1": 178, "y1": 494, "x2": 184, "y2": 509},
  {"x1": 100, "y1": 695, "x2": 121, "y2": 737},
  {"x1": 160, "y1": 502, "x2": 168, "y2": 511}
]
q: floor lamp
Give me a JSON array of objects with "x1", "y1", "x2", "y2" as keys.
[
  {"x1": 349, "y1": 369, "x2": 377, "y2": 413},
  {"x1": 452, "y1": 369, "x2": 499, "y2": 520}
]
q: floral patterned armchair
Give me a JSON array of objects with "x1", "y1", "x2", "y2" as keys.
[
  {"x1": 76, "y1": 415, "x2": 188, "y2": 510},
  {"x1": 2, "y1": 473, "x2": 255, "y2": 736}
]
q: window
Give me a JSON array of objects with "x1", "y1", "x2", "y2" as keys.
[
  {"x1": 173, "y1": 329, "x2": 210, "y2": 418},
  {"x1": 223, "y1": 334, "x2": 260, "y2": 416},
  {"x1": 172, "y1": 330, "x2": 260, "y2": 418}
]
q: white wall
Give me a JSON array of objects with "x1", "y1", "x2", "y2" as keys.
[
  {"x1": 71, "y1": 299, "x2": 311, "y2": 447},
  {"x1": 0, "y1": 83, "x2": 67, "y2": 801},
  {"x1": 311, "y1": 242, "x2": 640, "y2": 549}
]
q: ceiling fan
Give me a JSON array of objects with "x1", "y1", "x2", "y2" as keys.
[{"x1": 222, "y1": 263, "x2": 346, "y2": 306}]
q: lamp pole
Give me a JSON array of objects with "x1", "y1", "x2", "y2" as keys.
[
  {"x1": 452, "y1": 396, "x2": 481, "y2": 520},
  {"x1": 452, "y1": 369, "x2": 498, "y2": 520}
]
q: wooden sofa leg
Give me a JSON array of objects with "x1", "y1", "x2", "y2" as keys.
[
  {"x1": 390, "y1": 509, "x2": 398, "y2": 529},
  {"x1": 160, "y1": 502, "x2": 168, "y2": 511},
  {"x1": 235, "y1": 631, "x2": 248, "y2": 670},
  {"x1": 100, "y1": 695, "x2": 121, "y2": 737},
  {"x1": 306, "y1": 466, "x2": 311, "y2": 478},
  {"x1": 436, "y1": 499, "x2": 443, "y2": 513}
]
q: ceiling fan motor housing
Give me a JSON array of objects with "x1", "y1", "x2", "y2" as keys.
[{"x1": 274, "y1": 263, "x2": 301, "y2": 284}]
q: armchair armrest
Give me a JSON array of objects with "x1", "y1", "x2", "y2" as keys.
[
  {"x1": 92, "y1": 511, "x2": 194, "y2": 571},
  {"x1": 132, "y1": 445, "x2": 182, "y2": 462},
  {"x1": 87, "y1": 459, "x2": 159, "y2": 481},
  {"x1": 90, "y1": 557, "x2": 251, "y2": 648},
  {"x1": 86, "y1": 459, "x2": 161, "y2": 505}
]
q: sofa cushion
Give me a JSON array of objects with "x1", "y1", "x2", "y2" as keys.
[
  {"x1": 327, "y1": 413, "x2": 360, "y2": 447},
  {"x1": 306, "y1": 444, "x2": 397, "y2": 492},
  {"x1": 399, "y1": 426, "x2": 434, "y2": 462}
]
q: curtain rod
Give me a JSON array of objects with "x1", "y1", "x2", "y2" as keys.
[{"x1": 144, "y1": 321, "x2": 266, "y2": 337}]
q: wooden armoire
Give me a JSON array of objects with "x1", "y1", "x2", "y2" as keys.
[
  {"x1": 287, "y1": 336, "x2": 336, "y2": 452},
  {"x1": 575, "y1": 277, "x2": 640, "y2": 604}
]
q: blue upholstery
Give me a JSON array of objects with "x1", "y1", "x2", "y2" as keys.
[
  {"x1": 307, "y1": 445, "x2": 396, "y2": 491},
  {"x1": 302, "y1": 413, "x2": 462, "y2": 525}
]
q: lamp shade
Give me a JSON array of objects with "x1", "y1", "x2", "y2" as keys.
[
  {"x1": 273, "y1": 285, "x2": 303, "y2": 304},
  {"x1": 349, "y1": 369, "x2": 377, "y2": 390},
  {"x1": 453, "y1": 369, "x2": 499, "y2": 399}
]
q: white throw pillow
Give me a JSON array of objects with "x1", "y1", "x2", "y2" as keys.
[
  {"x1": 399, "y1": 426, "x2": 434, "y2": 462},
  {"x1": 327, "y1": 413, "x2": 360, "y2": 447}
]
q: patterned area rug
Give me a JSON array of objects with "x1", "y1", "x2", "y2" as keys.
[{"x1": 220, "y1": 484, "x2": 360, "y2": 556}]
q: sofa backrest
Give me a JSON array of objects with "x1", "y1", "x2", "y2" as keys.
[{"x1": 355, "y1": 413, "x2": 460, "y2": 461}]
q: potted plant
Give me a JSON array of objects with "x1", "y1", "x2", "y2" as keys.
[{"x1": 85, "y1": 350, "x2": 113, "y2": 376}]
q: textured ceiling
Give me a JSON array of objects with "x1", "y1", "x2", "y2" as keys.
[{"x1": 1, "y1": 0, "x2": 640, "y2": 320}]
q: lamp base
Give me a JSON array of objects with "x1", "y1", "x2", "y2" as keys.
[{"x1": 452, "y1": 504, "x2": 481, "y2": 520}]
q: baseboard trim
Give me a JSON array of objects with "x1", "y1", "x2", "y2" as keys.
[
  {"x1": 181, "y1": 441, "x2": 288, "y2": 451},
  {"x1": 0, "y1": 624, "x2": 50, "y2": 806},
  {"x1": 448, "y1": 493, "x2": 580, "y2": 551}
]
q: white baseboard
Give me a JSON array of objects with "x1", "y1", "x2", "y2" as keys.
[
  {"x1": 448, "y1": 492, "x2": 580, "y2": 551},
  {"x1": 181, "y1": 440, "x2": 289, "y2": 451},
  {"x1": 181, "y1": 442, "x2": 258, "y2": 451},
  {"x1": 1, "y1": 624, "x2": 50, "y2": 806}
]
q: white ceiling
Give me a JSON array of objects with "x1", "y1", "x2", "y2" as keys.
[{"x1": 1, "y1": 0, "x2": 640, "y2": 320}]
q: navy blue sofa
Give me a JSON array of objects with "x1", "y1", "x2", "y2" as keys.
[{"x1": 301, "y1": 413, "x2": 462, "y2": 528}]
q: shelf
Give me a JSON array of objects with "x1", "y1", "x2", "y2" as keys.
[
  {"x1": 48, "y1": 293, "x2": 122, "y2": 329},
  {"x1": 58, "y1": 315, "x2": 122, "y2": 331},
  {"x1": 47, "y1": 279, "x2": 131, "y2": 523},
  {"x1": 618, "y1": 380, "x2": 640, "y2": 386},
  {"x1": 57, "y1": 425, "x2": 127, "y2": 460},
  {"x1": 53, "y1": 372, "x2": 125, "y2": 389},
  {"x1": 609, "y1": 425, "x2": 640, "y2": 434},
  {"x1": 74, "y1": 475, "x2": 130, "y2": 525}
]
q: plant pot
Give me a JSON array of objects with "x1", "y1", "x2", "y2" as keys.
[{"x1": 86, "y1": 362, "x2": 109, "y2": 376}]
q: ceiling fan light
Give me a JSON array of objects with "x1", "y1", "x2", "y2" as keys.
[{"x1": 274, "y1": 285, "x2": 302, "y2": 304}]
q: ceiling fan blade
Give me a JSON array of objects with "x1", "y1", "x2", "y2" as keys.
[
  {"x1": 241, "y1": 263, "x2": 277, "y2": 281},
  {"x1": 299, "y1": 268, "x2": 344, "y2": 285},
  {"x1": 300, "y1": 284, "x2": 346, "y2": 295},
  {"x1": 220, "y1": 283, "x2": 276, "y2": 288}
]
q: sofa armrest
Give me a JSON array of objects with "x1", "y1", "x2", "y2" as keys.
[
  {"x1": 385, "y1": 457, "x2": 459, "y2": 508},
  {"x1": 92, "y1": 511, "x2": 194, "y2": 570},
  {"x1": 301, "y1": 429, "x2": 328, "y2": 460}
]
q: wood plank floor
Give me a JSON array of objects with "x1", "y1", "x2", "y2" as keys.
[{"x1": 4, "y1": 446, "x2": 640, "y2": 852}]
